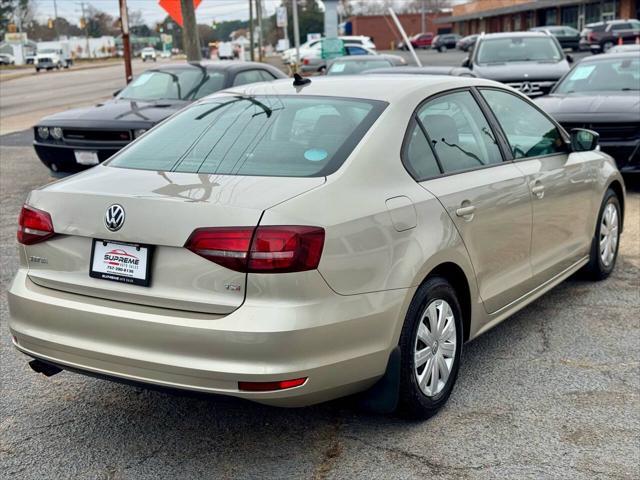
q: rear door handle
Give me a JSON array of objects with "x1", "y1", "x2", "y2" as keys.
[{"x1": 455, "y1": 205, "x2": 476, "y2": 217}]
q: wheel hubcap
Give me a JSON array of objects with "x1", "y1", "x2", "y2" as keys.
[
  {"x1": 600, "y1": 202, "x2": 619, "y2": 267},
  {"x1": 414, "y1": 299, "x2": 457, "y2": 397}
]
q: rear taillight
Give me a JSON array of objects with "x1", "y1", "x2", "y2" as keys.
[
  {"x1": 303, "y1": 58, "x2": 309, "y2": 65},
  {"x1": 588, "y1": 32, "x2": 594, "y2": 42},
  {"x1": 17, "y1": 204, "x2": 54, "y2": 245},
  {"x1": 185, "y1": 226, "x2": 325, "y2": 273}
]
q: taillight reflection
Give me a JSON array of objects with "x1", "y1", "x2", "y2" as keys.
[
  {"x1": 17, "y1": 204, "x2": 55, "y2": 245},
  {"x1": 185, "y1": 226, "x2": 325, "y2": 273}
]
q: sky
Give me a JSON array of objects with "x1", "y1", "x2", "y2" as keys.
[{"x1": 31, "y1": 0, "x2": 284, "y2": 26}]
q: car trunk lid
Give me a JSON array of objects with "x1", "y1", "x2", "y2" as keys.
[{"x1": 24, "y1": 166, "x2": 324, "y2": 314}]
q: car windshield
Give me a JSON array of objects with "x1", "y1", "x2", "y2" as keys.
[
  {"x1": 109, "y1": 95, "x2": 386, "y2": 177},
  {"x1": 116, "y1": 69, "x2": 225, "y2": 101},
  {"x1": 328, "y1": 59, "x2": 393, "y2": 75},
  {"x1": 39, "y1": 49, "x2": 58, "y2": 54},
  {"x1": 555, "y1": 57, "x2": 640, "y2": 93},
  {"x1": 476, "y1": 37, "x2": 563, "y2": 64}
]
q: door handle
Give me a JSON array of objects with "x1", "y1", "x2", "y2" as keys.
[
  {"x1": 455, "y1": 205, "x2": 476, "y2": 217},
  {"x1": 531, "y1": 183, "x2": 545, "y2": 199}
]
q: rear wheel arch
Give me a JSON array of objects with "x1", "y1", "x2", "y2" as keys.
[{"x1": 423, "y1": 262, "x2": 472, "y2": 342}]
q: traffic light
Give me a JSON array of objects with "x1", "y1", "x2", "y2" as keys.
[{"x1": 48, "y1": 18, "x2": 54, "y2": 29}]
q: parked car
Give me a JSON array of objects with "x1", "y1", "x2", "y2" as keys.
[
  {"x1": 33, "y1": 62, "x2": 287, "y2": 173},
  {"x1": 456, "y1": 34, "x2": 478, "y2": 52},
  {"x1": 0, "y1": 53, "x2": 15, "y2": 65},
  {"x1": 10, "y1": 75, "x2": 625, "y2": 419},
  {"x1": 363, "y1": 66, "x2": 477, "y2": 77},
  {"x1": 326, "y1": 55, "x2": 405, "y2": 75},
  {"x1": 399, "y1": 32, "x2": 434, "y2": 50},
  {"x1": 606, "y1": 43, "x2": 640, "y2": 53},
  {"x1": 535, "y1": 51, "x2": 639, "y2": 175},
  {"x1": 432, "y1": 33, "x2": 462, "y2": 52},
  {"x1": 530, "y1": 25, "x2": 581, "y2": 51},
  {"x1": 282, "y1": 36, "x2": 376, "y2": 65},
  {"x1": 579, "y1": 19, "x2": 640, "y2": 53},
  {"x1": 302, "y1": 45, "x2": 406, "y2": 74},
  {"x1": 140, "y1": 47, "x2": 157, "y2": 62},
  {"x1": 463, "y1": 32, "x2": 572, "y2": 97}
]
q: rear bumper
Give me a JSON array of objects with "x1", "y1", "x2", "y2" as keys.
[
  {"x1": 34, "y1": 142, "x2": 123, "y2": 172},
  {"x1": 8, "y1": 270, "x2": 408, "y2": 407}
]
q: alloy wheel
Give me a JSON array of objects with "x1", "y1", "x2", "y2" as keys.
[
  {"x1": 414, "y1": 299, "x2": 457, "y2": 397},
  {"x1": 600, "y1": 202, "x2": 619, "y2": 267}
]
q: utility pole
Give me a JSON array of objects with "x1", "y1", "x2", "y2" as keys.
[
  {"x1": 249, "y1": 0, "x2": 254, "y2": 61},
  {"x1": 421, "y1": 0, "x2": 426, "y2": 33},
  {"x1": 53, "y1": 0, "x2": 60, "y2": 40},
  {"x1": 180, "y1": 0, "x2": 201, "y2": 61},
  {"x1": 256, "y1": 0, "x2": 263, "y2": 62},
  {"x1": 78, "y1": 2, "x2": 91, "y2": 58},
  {"x1": 292, "y1": 0, "x2": 300, "y2": 68},
  {"x1": 118, "y1": 0, "x2": 132, "y2": 83}
]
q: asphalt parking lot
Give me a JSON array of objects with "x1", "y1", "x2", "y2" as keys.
[{"x1": 0, "y1": 49, "x2": 639, "y2": 479}]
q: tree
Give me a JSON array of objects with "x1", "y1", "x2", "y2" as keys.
[
  {"x1": 1, "y1": 0, "x2": 35, "y2": 35},
  {"x1": 85, "y1": 5, "x2": 117, "y2": 37}
]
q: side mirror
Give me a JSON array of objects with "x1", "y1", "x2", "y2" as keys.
[
  {"x1": 113, "y1": 88, "x2": 122, "y2": 97},
  {"x1": 566, "y1": 54, "x2": 574, "y2": 63},
  {"x1": 461, "y1": 57, "x2": 471, "y2": 68},
  {"x1": 570, "y1": 128, "x2": 599, "y2": 152}
]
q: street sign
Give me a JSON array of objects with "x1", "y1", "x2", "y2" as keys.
[
  {"x1": 321, "y1": 37, "x2": 345, "y2": 60},
  {"x1": 161, "y1": 33, "x2": 173, "y2": 45},
  {"x1": 276, "y1": 6, "x2": 287, "y2": 28},
  {"x1": 5, "y1": 32, "x2": 27, "y2": 44},
  {"x1": 158, "y1": 0, "x2": 202, "y2": 28}
]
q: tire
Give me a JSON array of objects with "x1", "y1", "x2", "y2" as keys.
[
  {"x1": 602, "y1": 41, "x2": 615, "y2": 52},
  {"x1": 35, "y1": 68, "x2": 40, "y2": 72},
  {"x1": 397, "y1": 276, "x2": 464, "y2": 420},
  {"x1": 439, "y1": 45, "x2": 446, "y2": 53},
  {"x1": 585, "y1": 188, "x2": 621, "y2": 280}
]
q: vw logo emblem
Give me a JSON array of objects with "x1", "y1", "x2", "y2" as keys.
[
  {"x1": 105, "y1": 204, "x2": 125, "y2": 232},
  {"x1": 520, "y1": 82, "x2": 532, "y2": 94}
]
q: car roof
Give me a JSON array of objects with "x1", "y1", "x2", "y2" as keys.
[
  {"x1": 221, "y1": 75, "x2": 500, "y2": 103},
  {"x1": 481, "y1": 31, "x2": 551, "y2": 39},
  {"x1": 579, "y1": 51, "x2": 640, "y2": 62},
  {"x1": 331, "y1": 54, "x2": 396, "y2": 62},
  {"x1": 147, "y1": 61, "x2": 281, "y2": 73}
]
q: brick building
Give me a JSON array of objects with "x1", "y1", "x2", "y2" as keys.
[
  {"x1": 437, "y1": 0, "x2": 638, "y2": 35},
  {"x1": 346, "y1": 13, "x2": 453, "y2": 50}
]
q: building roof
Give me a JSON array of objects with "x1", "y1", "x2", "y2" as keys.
[{"x1": 436, "y1": 0, "x2": 586, "y2": 24}]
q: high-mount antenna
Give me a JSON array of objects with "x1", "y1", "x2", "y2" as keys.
[{"x1": 293, "y1": 73, "x2": 311, "y2": 87}]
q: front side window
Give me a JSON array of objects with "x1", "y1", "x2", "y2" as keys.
[
  {"x1": 233, "y1": 70, "x2": 265, "y2": 86},
  {"x1": 481, "y1": 89, "x2": 566, "y2": 159},
  {"x1": 476, "y1": 36, "x2": 563, "y2": 64},
  {"x1": 109, "y1": 95, "x2": 386, "y2": 177},
  {"x1": 417, "y1": 91, "x2": 503, "y2": 174}
]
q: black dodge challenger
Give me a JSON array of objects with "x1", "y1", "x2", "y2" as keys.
[{"x1": 33, "y1": 61, "x2": 287, "y2": 173}]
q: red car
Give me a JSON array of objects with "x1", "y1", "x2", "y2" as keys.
[{"x1": 400, "y1": 32, "x2": 434, "y2": 50}]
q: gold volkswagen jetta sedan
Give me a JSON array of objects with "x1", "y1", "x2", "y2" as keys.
[{"x1": 9, "y1": 75, "x2": 625, "y2": 418}]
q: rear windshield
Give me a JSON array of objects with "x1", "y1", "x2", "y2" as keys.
[
  {"x1": 477, "y1": 37, "x2": 563, "y2": 64},
  {"x1": 108, "y1": 95, "x2": 386, "y2": 177},
  {"x1": 117, "y1": 69, "x2": 225, "y2": 101}
]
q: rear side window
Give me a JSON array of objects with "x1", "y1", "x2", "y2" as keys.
[
  {"x1": 403, "y1": 121, "x2": 441, "y2": 180},
  {"x1": 109, "y1": 95, "x2": 386, "y2": 177},
  {"x1": 233, "y1": 70, "x2": 265, "y2": 86},
  {"x1": 418, "y1": 91, "x2": 503, "y2": 174},
  {"x1": 481, "y1": 89, "x2": 566, "y2": 159}
]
